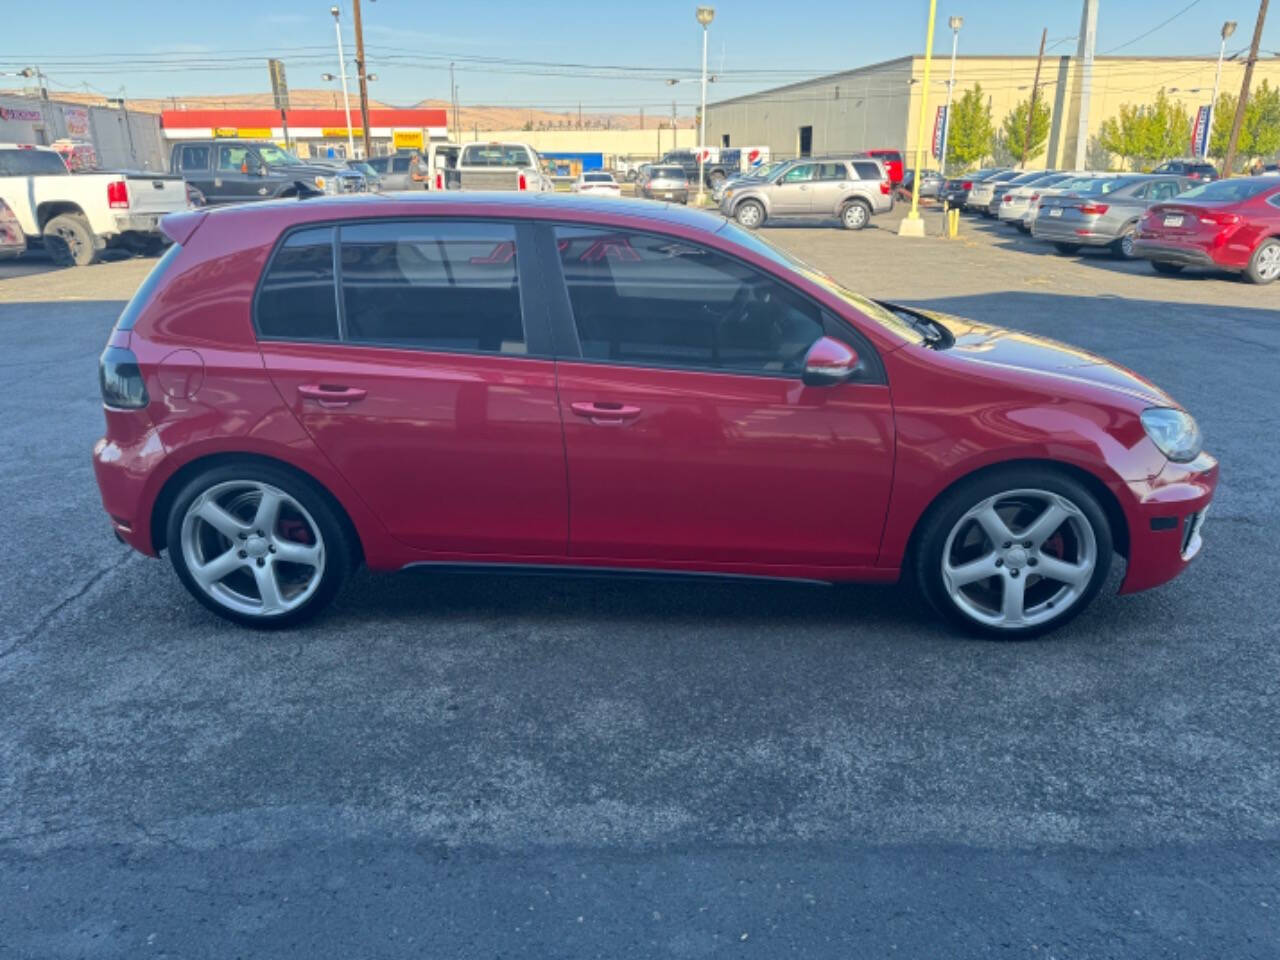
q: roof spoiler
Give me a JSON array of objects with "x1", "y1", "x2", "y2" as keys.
[{"x1": 159, "y1": 209, "x2": 206, "y2": 246}]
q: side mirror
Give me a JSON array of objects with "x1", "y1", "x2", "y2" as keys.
[{"x1": 802, "y1": 336, "x2": 860, "y2": 386}]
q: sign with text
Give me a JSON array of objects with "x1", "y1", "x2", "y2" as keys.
[
  {"x1": 322, "y1": 127, "x2": 363, "y2": 138},
  {"x1": 393, "y1": 129, "x2": 424, "y2": 150},
  {"x1": 268, "y1": 59, "x2": 290, "y2": 113},
  {"x1": 931, "y1": 105, "x2": 948, "y2": 161},
  {"x1": 0, "y1": 106, "x2": 42, "y2": 122},
  {"x1": 1190, "y1": 104, "x2": 1211, "y2": 158}
]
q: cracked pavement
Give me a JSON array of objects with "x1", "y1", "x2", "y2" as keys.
[{"x1": 1, "y1": 211, "x2": 1278, "y2": 958}]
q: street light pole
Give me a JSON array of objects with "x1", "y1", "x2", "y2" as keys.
[
  {"x1": 696, "y1": 6, "x2": 715, "y2": 206},
  {"x1": 899, "y1": 0, "x2": 939, "y2": 237},
  {"x1": 1207, "y1": 20, "x2": 1238, "y2": 159},
  {"x1": 330, "y1": 6, "x2": 356, "y2": 158},
  {"x1": 939, "y1": 16, "x2": 963, "y2": 177}
]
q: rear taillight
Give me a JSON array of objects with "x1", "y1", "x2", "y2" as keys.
[
  {"x1": 962, "y1": 180, "x2": 973, "y2": 190},
  {"x1": 106, "y1": 180, "x2": 129, "y2": 209},
  {"x1": 99, "y1": 346, "x2": 148, "y2": 409},
  {"x1": 1028, "y1": 193, "x2": 1039, "y2": 202},
  {"x1": 1199, "y1": 211, "x2": 1241, "y2": 226},
  {"x1": 1078, "y1": 203, "x2": 1109, "y2": 215},
  {"x1": 880, "y1": 179, "x2": 890, "y2": 195},
  {"x1": 1002, "y1": 194, "x2": 1013, "y2": 203},
  {"x1": 518, "y1": 172, "x2": 528, "y2": 191},
  {"x1": 435, "y1": 172, "x2": 443, "y2": 190}
]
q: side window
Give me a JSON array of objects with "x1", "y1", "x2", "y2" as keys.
[
  {"x1": 391, "y1": 157, "x2": 411, "y2": 173},
  {"x1": 257, "y1": 228, "x2": 339, "y2": 341},
  {"x1": 1268, "y1": 194, "x2": 1280, "y2": 210},
  {"x1": 1149, "y1": 181, "x2": 1180, "y2": 201},
  {"x1": 179, "y1": 145, "x2": 210, "y2": 172},
  {"x1": 781, "y1": 164, "x2": 815, "y2": 183},
  {"x1": 554, "y1": 226, "x2": 825, "y2": 375},
  {"x1": 817, "y1": 163, "x2": 848, "y2": 181},
  {"x1": 339, "y1": 221, "x2": 524, "y2": 354},
  {"x1": 217, "y1": 146, "x2": 250, "y2": 171},
  {"x1": 852, "y1": 161, "x2": 882, "y2": 181}
]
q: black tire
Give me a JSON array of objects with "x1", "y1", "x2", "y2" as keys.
[
  {"x1": 1243, "y1": 237, "x2": 1280, "y2": 285},
  {"x1": 913, "y1": 466, "x2": 1114, "y2": 640},
  {"x1": 734, "y1": 199, "x2": 765, "y2": 229},
  {"x1": 1150, "y1": 260, "x2": 1185, "y2": 276},
  {"x1": 43, "y1": 213, "x2": 99, "y2": 267},
  {"x1": 165, "y1": 461, "x2": 354, "y2": 629},
  {"x1": 1053, "y1": 242, "x2": 1081, "y2": 255},
  {"x1": 1109, "y1": 223, "x2": 1139, "y2": 260},
  {"x1": 840, "y1": 200, "x2": 871, "y2": 230}
]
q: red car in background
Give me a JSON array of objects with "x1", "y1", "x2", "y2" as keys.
[
  {"x1": 93, "y1": 194, "x2": 1216, "y2": 638},
  {"x1": 863, "y1": 149, "x2": 905, "y2": 187},
  {"x1": 1133, "y1": 176, "x2": 1280, "y2": 283}
]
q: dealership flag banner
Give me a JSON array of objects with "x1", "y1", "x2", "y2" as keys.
[
  {"x1": 932, "y1": 106, "x2": 948, "y2": 161},
  {"x1": 1190, "y1": 105, "x2": 1211, "y2": 157}
]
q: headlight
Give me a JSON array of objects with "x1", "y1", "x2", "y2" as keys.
[
  {"x1": 723, "y1": 189, "x2": 734, "y2": 199},
  {"x1": 1141, "y1": 407, "x2": 1202, "y2": 462},
  {"x1": 313, "y1": 176, "x2": 327, "y2": 191}
]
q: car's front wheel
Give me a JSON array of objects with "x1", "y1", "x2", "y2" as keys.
[
  {"x1": 915, "y1": 468, "x2": 1113, "y2": 639},
  {"x1": 734, "y1": 200, "x2": 764, "y2": 229},
  {"x1": 165, "y1": 462, "x2": 353, "y2": 628}
]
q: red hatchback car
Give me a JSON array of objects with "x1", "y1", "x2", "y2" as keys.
[
  {"x1": 1133, "y1": 176, "x2": 1280, "y2": 283},
  {"x1": 94, "y1": 194, "x2": 1217, "y2": 637}
]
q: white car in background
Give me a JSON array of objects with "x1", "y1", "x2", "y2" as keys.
[
  {"x1": 1017, "y1": 172, "x2": 1124, "y2": 231},
  {"x1": 571, "y1": 171, "x2": 622, "y2": 197},
  {"x1": 997, "y1": 171, "x2": 1079, "y2": 227}
]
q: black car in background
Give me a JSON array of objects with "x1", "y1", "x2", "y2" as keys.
[
  {"x1": 169, "y1": 140, "x2": 364, "y2": 204},
  {"x1": 940, "y1": 168, "x2": 1008, "y2": 207},
  {"x1": 1151, "y1": 159, "x2": 1219, "y2": 181}
]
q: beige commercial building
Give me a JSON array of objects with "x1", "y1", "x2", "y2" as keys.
[{"x1": 706, "y1": 55, "x2": 1280, "y2": 169}]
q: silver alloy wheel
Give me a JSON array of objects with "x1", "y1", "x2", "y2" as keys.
[
  {"x1": 736, "y1": 202, "x2": 762, "y2": 227},
  {"x1": 1120, "y1": 230, "x2": 1135, "y2": 258},
  {"x1": 843, "y1": 203, "x2": 868, "y2": 229},
  {"x1": 180, "y1": 480, "x2": 325, "y2": 618},
  {"x1": 940, "y1": 488, "x2": 1097, "y2": 630},
  {"x1": 1256, "y1": 242, "x2": 1280, "y2": 281}
]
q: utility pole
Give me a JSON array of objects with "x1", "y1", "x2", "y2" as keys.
[
  {"x1": 352, "y1": 0, "x2": 373, "y2": 159},
  {"x1": 672, "y1": 100, "x2": 678, "y2": 151},
  {"x1": 1223, "y1": 0, "x2": 1269, "y2": 177},
  {"x1": 578, "y1": 101, "x2": 583, "y2": 129},
  {"x1": 1072, "y1": 0, "x2": 1099, "y2": 169},
  {"x1": 450, "y1": 62, "x2": 458, "y2": 142},
  {"x1": 1022, "y1": 27, "x2": 1047, "y2": 168}
]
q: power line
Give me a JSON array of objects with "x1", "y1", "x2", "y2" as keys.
[{"x1": 1100, "y1": 0, "x2": 1204, "y2": 54}]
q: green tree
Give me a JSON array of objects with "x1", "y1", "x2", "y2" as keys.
[
  {"x1": 945, "y1": 83, "x2": 994, "y2": 170},
  {"x1": 1099, "y1": 102, "x2": 1145, "y2": 170},
  {"x1": 1099, "y1": 89, "x2": 1192, "y2": 170},
  {"x1": 1209, "y1": 80, "x2": 1280, "y2": 168},
  {"x1": 1000, "y1": 96, "x2": 1051, "y2": 166}
]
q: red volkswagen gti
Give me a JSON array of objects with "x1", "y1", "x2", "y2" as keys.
[
  {"x1": 93, "y1": 194, "x2": 1217, "y2": 637},
  {"x1": 1133, "y1": 176, "x2": 1280, "y2": 283}
]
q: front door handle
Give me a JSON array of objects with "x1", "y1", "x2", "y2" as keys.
[
  {"x1": 570, "y1": 401, "x2": 642, "y2": 426},
  {"x1": 298, "y1": 384, "x2": 367, "y2": 408}
]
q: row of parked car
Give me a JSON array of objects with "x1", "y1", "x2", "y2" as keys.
[{"x1": 947, "y1": 162, "x2": 1280, "y2": 284}]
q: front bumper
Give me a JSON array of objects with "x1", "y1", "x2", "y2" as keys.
[{"x1": 1118, "y1": 452, "x2": 1218, "y2": 594}]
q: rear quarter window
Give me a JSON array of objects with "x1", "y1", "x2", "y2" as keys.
[
  {"x1": 114, "y1": 242, "x2": 184, "y2": 332},
  {"x1": 256, "y1": 227, "x2": 339, "y2": 341},
  {"x1": 853, "y1": 161, "x2": 882, "y2": 181}
]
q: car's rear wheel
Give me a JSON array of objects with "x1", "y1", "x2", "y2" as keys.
[
  {"x1": 915, "y1": 468, "x2": 1113, "y2": 639},
  {"x1": 44, "y1": 213, "x2": 99, "y2": 267},
  {"x1": 734, "y1": 200, "x2": 764, "y2": 229},
  {"x1": 1053, "y1": 242, "x2": 1081, "y2": 255},
  {"x1": 1150, "y1": 260, "x2": 1185, "y2": 275},
  {"x1": 1110, "y1": 224, "x2": 1138, "y2": 260},
  {"x1": 165, "y1": 463, "x2": 352, "y2": 628},
  {"x1": 1244, "y1": 238, "x2": 1280, "y2": 285},
  {"x1": 840, "y1": 200, "x2": 870, "y2": 230}
]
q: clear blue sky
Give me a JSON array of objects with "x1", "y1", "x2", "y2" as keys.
[{"x1": 2, "y1": 0, "x2": 1274, "y2": 113}]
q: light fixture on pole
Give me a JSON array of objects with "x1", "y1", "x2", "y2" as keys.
[
  {"x1": 939, "y1": 15, "x2": 963, "y2": 177},
  {"x1": 1206, "y1": 20, "x2": 1238, "y2": 159},
  {"x1": 899, "y1": 0, "x2": 939, "y2": 237},
  {"x1": 330, "y1": 5, "x2": 356, "y2": 158},
  {"x1": 696, "y1": 5, "x2": 715, "y2": 206}
]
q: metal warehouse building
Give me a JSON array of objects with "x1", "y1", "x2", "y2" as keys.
[{"x1": 706, "y1": 54, "x2": 1280, "y2": 169}]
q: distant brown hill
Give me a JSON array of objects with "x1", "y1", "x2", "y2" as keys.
[{"x1": 2, "y1": 88, "x2": 693, "y2": 131}]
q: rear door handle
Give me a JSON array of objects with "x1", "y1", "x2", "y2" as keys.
[
  {"x1": 298, "y1": 384, "x2": 367, "y2": 408},
  {"x1": 570, "y1": 401, "x2": 642, "y2": 425}
]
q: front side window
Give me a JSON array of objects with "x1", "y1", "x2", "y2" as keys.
[
  {"x1": 339, "y1": 221, "x2": 524, "y2": 354},
  {"x1": 554, "y1": 226, "x2": 824, "y2": 375},
  {"x1": 780, "y1": 164, "x2": 815, "y2": 183},
  {"x1": 1148, "y1": 180, "x2": 1183, "y2": 201},
  {"x1": 257, "y1": 228, "x2": 339, "y2": 341},
  {"x1": 217, "y1": 146, "x2": 252, "y2": 171}
]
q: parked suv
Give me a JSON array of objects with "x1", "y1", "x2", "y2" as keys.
[
  {"x1": 93, "y1": 194, "x2": 1216, "y2": 637},
  {"x1": 170, "y1": 140, "x2": 364, "y2": 205},
  {"x1": 1151, "y1": 159, "x2": 1219, "y2": 181},
  {"x1": 719, "y1": 157, "x2": 893, "y2": 229}
]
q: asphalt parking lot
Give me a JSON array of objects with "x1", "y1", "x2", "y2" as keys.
[{"x1": 2, "y1": 206, "x2": 1278, "y2": 958}]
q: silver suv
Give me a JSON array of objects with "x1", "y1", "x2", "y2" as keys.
[{"x1": 718, "y1": 157, "x2": 893, "y2": 230}]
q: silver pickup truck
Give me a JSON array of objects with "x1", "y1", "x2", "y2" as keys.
[{"x1": 449, "y1": 142, "x2": 554, "y2": 192}]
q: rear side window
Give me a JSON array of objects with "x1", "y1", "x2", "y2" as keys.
[
  {"x1": 114, "y1": 242, "x2": 183, "y2": 332},
  {"x1": 178, "y1": 145, "x2": 210, "y2": 172},
  {"x1": 554, "y1": 226, "x2": 824, "y2": 375},
  {"x1": 339, "y1": 221, "x2": 524, "y2": 354},
  {"x1": 852, "y1": 161, "x2": 882, "y2": 181},
  {"x1": 817, "y1": 163, "x2": 848, "y2": 181},
  {"x1": 0, "y1": 148, "x2": 68, "y2": 175},
  {"x1": 257, "y1": 227, "x2": 339, "y2": 341}
]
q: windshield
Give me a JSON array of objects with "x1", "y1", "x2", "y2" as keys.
[
  {"x1": 584, "y1": 172, "x2": 614, "y2": 182},
  {"x1": 747, "y1": 160, "x2": 785, "y2": 180},
  {"x1": 1177, "y1": 178, "x2": 1274, "y2": 202},
  {"x1": 718, "y1": 222, "x2": 925, "y2": 346},
  {"x1": 350, "y1": 162, "x2": 376, "y2": 176},
  {"x1": 257, "y1": 144, "x2": 303, "y2": 166}
]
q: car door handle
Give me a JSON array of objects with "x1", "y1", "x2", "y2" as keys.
[
  {"x1": 570, "y1": 401, "x2": 642, "y2": 425},
  {"x1": 298, "y1": 384, "x2": 367, "y2": 408}
]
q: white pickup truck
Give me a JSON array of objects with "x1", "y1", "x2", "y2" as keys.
[
  {"x1": 439, "y1": 141, "x2": 554, "y2": 192},
  {"x1": 0, "y1": 143, "x2": 188, "y2": 265}
]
